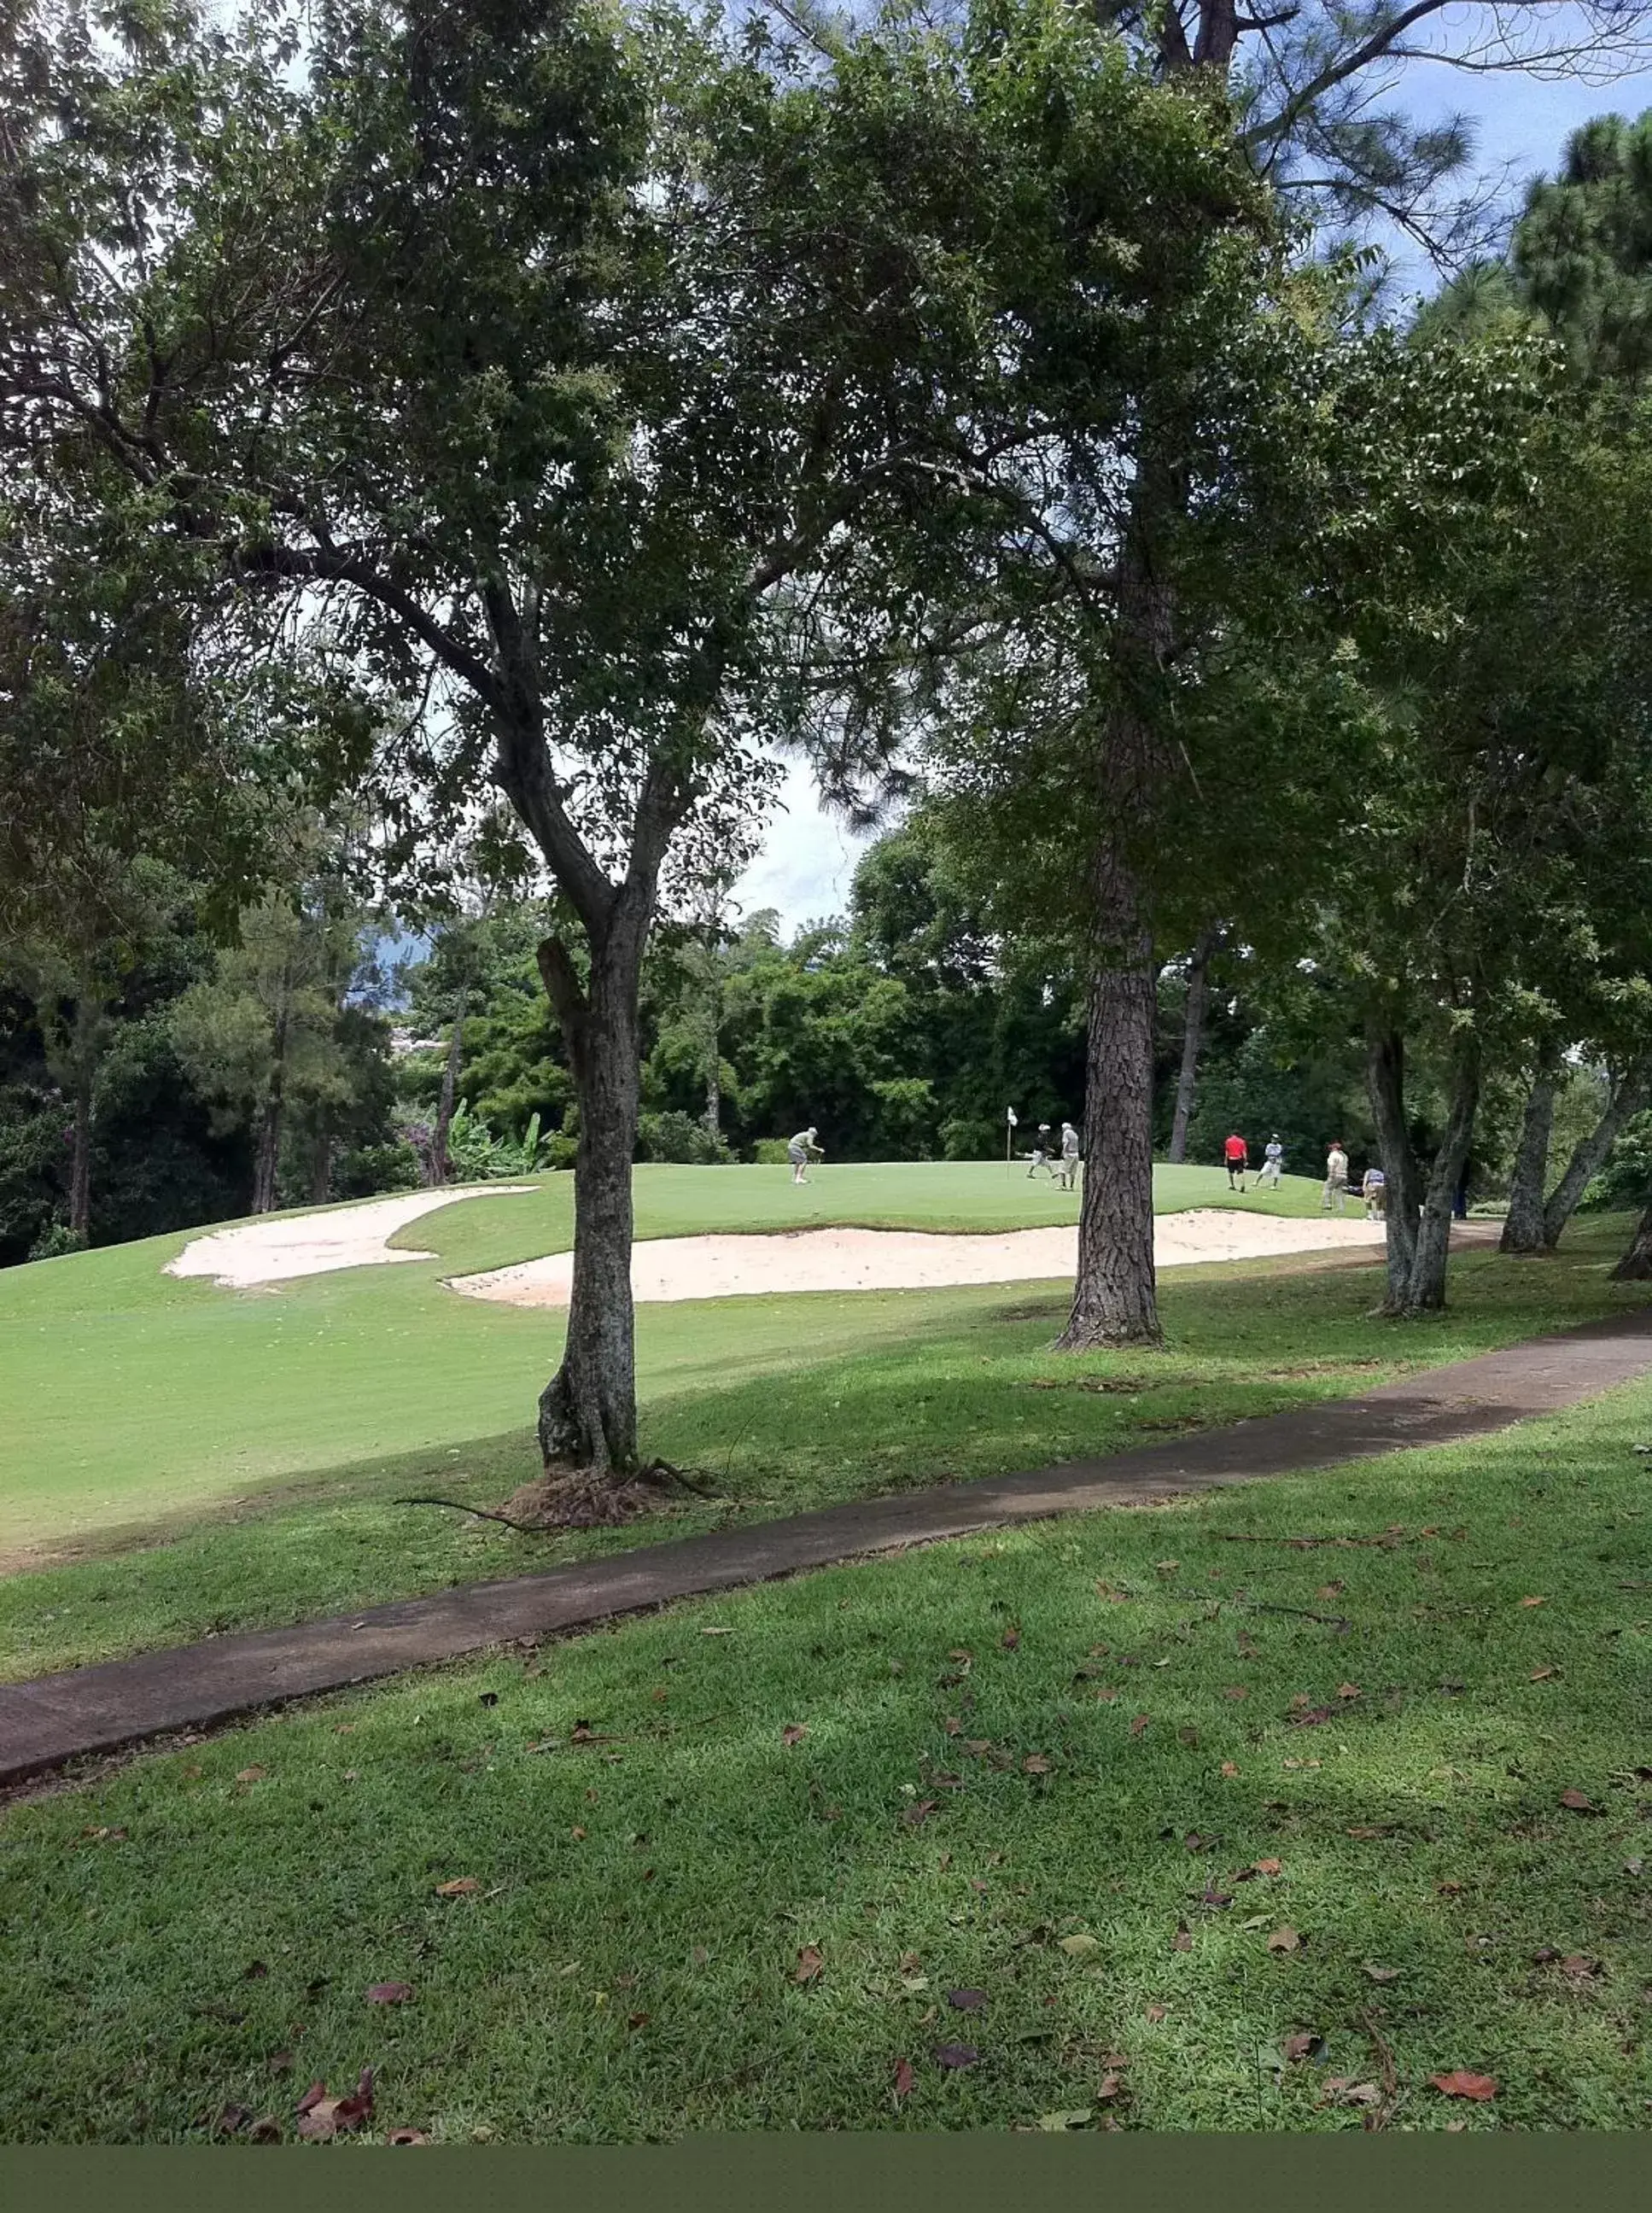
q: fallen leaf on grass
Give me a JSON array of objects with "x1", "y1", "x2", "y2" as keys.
[
  {"x1": 435, "y1": 1878, "x2": 479, "y2": 1897},
  {"x1": 1336, "y1": 1684, "x2": 1363, "y2": 1702},
  {"x1": 267, "y1": 2051, "x2": 294, "y2": 2076},
  {"x1": 902, "y1": 1800, "x2": 938, "y2": 1828},
  {"x1": 1436, "y1": 1880, "x2": 1463, "y2": 1896},
  {"x1": 781, "y1": 1725, "x2": 808, "y2": 1748},
  {"x1": 211, "y1": 2104, "x2": 253, "y2": 2137},
  {"x1": 1361, "y1": 1965, "x2": 1402, "y2": 1985},
  {"x1": 1001, "y1": 1626, "x2": 1021, "y2": 1650},
  {"x1": 795, "y1": 1947, "x2": 825, "y2": 1983},
  {"x1": 570, "y1": 1826, "x2": 587, "y2": 1842},
  {"x1": 948, "y1": 1989, "x2": 986, "y2": 2012},
  {"x1": 1321, "y1": 2078, "x2": 1382, "y2": 2109},
  {"x1": 1220, "y1": 1761, "x2": 1240, "y2": 1779},
  {"x1": 934, "y1": 2044, "x2": 978, "y2": 2070},
  {"x1": 1282, "y1": 2033, "x2": 1325, "y2": 2062},
  {"x1": 1266, "y1": 1927, "x2": 1301, "y2": 1954},
  {"x1": 387, "y1": 2130, "x2": 430, "y2": 2146},
  {"x1": 295, "y1": 2070, "x2": 375, "y2": 2142},
  {"x1": 248, "y1": 2117, "x2": 282, "y2": 2143},
  {"x1": 1559, "y1": 1954, "x2": 1602, "y2": 1982},
  {"x1": 1430, "y1": 2071, "x2": 1497, "y2": 2101},
  {"x1": 1518, "y1": 1597, "x2": 1546, "y2": 1609},
  {"x1": 892, "y1": 2057, "x2": 915, "y2": 2100},
  {"x1": 1223, "y1": 1686, "x2": 1249, "y2": 1701},
  {"x1": 1096, "y1": 2070, "x2": 1126, "y2": 2102},
  {"x1": 1252, "y1": 1858, "x2": 1283, "y2": 1877},
  {"x1": 1037, "y1": 2109, "x2": 1092, "y2": 2130},
  {"x1": 366, "y1": 1983, "x2": 413, "y2": 2006},
  {"x1": 627, "y1": 2012, "x2": 651, "y2": 2030},
  {"x1": 699, "y1": 1626, "x2": 733, "y2": 1636},
  {"x1": 1059, "y1": 1934, "x2": 1100, "y2": 1959},
  {"x1": 235, "y1": 1767, "x2": 266, "y2": 1784},
  {"x1": 1173, "y1": 1922, "x2": 1193, "y2": 1953},
  {"x1": 1177, "y1": 1726, "x2": 1200, "y2": 1749},
  {"x1": 1145, "y1": 2004, "x2": 1168, "y2": 2023},
  {"x1": 1559, "y1": 1789, "x2": 1599, "y2": 1813},
  {"x1": 1530, "y1": 1667, "x2": 1558, "y2": 1682},
  {"x1": 1130, "y1": 1715, "x2": 1150, "y2": 1738},
  {"x1": 1022, "y1": 1754, "x2": 1053, "y2": 1775}
]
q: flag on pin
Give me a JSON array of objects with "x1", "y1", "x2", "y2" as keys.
[{"x1": 1007, "y1": 1107, "x2": 1019, "y2": 1126}]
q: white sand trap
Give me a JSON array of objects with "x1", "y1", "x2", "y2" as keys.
[
  {"x1": 449, "y1": 1210, "x2": 1386, "y2": 1309},
  {"x1": 166, "y1": 1185, "x2": 536, "y2": 1289}
]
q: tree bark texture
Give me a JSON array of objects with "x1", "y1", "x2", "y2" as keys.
[
  {"x1": 1500, "y1": 1073, "x2": 1557, "y2": 1254},
  {"x1": 252, "y1": 972, "x2": 291, "y2": 1215},
  {"x1": 1166, "y1": 925, "x2": 1217, "y2": 1165},
  {"x1": 1364, "y1": 1022, "x2": 1421, "y2": 1311},
  {"x1": 1399, "y1": 1048, "x2": 1479, "y2": 1314},
  {"x1": 534, "y1": 921, "x2": 645, "y2": 1474},
  {"x1": 1060, "y1": 476, "x2": 1173, "y2": 1352},
  {"x1": 1611, "y1": 1198, "x2": 1652, "y2": 1280},
  {"x1": 1542, "y1": 1060, "x2": 1651, "y2": 1250}
]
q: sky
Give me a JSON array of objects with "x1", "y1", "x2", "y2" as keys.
[{"x1": 729, "y1": 25, "x2": 1652, "y2": 935}]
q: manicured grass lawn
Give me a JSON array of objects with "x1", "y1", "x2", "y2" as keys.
[
  {"x1": 3, "y1": 1370, "x2": 1649, "y2": 2139},
  {"x1": 0, "y1": 1161, "x2": 1328, "y2": 1562},
  {"x1": 2, "y1": 1225, "x2": 1645, "y2": 1681}
]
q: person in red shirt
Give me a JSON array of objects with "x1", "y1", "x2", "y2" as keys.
[{"x1": 1223, "y1": 1132, "x2": 1249, "y2": 1191}]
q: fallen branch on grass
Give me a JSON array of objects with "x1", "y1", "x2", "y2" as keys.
[
  {"x1": 394, "y1": 1496, "x2": 548, "y2": 1533},
  {"x1": 1214, "y1": 1532, "x2": 1405, "y2": 1550}
]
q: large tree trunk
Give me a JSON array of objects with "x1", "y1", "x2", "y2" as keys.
[
  {"x1": 1397, "y1": 1048, "x2": 1480, "y2": 1315},
  {"x1": 1542, "y1": 1060, "x2": 1651, "y2": 1250},
  {"x1": 1060, "y1": 931, "x2": 1161, "y2": 1346},
  {"x1": 1500, "y1": 1073, "x2": 1557, "y2": 1254},
  {"x1": 534, "y1": 920, "x2": 645, "y2": 1475},
  {"x1": 1166, "y1": 925, "x2": 1217, "y2": 1165},
  {"x1": 1364, "y1": 1020, "x2": 1423, "y2": 1312},
  {"x1": 432, "y1": 977, "x2": 467, "y2": 1186},
  {"x1": 1611, "y1": 1198, "x2": 1652, "y2": 1280},
  {"x1": 1059, "y1": 463, "x2": 1173, "y2": 1352}
]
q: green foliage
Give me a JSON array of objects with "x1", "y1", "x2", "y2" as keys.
[{"x1": 1515, "y1": 109, "x2": 1652, "y2": 385}]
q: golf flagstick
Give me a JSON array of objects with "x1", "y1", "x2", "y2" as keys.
[{"x1": 1006, "y1": 1105, "x2": 1018, "y2": 1177}]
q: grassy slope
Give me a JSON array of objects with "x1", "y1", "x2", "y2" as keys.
[
  {"x1": 0, "y1": 1162, "x2": 1328, "y2": 1557},
  {"x1": 2, "y1": 1225, "x2": 1643, "y2": 1680},
  {"x1": 3, "y1": 1375, "x2": 1649, "y2": 2140}
]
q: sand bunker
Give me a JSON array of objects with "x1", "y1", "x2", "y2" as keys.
[
  {"x1": 449, "y1": 1210, "x2": 1385, "y2": 1309},
  {"x1": 166, "y1": 1185, "x2": 536, "y2": 1289}
]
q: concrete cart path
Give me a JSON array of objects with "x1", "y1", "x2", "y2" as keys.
[{"x1": 5, "y1": 1296, "x2": 1651, "y2": 1786}]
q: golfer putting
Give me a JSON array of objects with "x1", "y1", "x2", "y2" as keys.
[{"x1": 788, "y1": 1127, "x2": 825, "y2": 1185}]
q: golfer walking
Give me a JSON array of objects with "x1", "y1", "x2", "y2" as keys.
[{"x1": 1223, "y1": 1131, "x2": 1249, "y2": 1191}]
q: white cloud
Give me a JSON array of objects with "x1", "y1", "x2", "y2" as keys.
[{"x1": 732, "y1": 758, "x2": 874, "y2": 934}]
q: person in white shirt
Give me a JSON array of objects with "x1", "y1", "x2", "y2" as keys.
[
  {"x1": 1059, "y1": 1121, "x2": 1082, "y2": 1190},
  {"x1": 1322, "y1": 1141, "x2": 1349, "y2": 1212},
  {"x1": 1259, "y1": 1135, "x2": 1284, "y2": 1188}
]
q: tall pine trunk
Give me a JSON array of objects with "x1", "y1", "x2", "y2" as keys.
[
  {"x1": 1059, "y1": 476, "x2": 1171, "y2": 1352},
  {"x1": 534, "y1": 918, "x2": 645, "y2": 1475},
  {"x1": 1500, "y1": 1073, "x2": 1556, "y2": 1254},
  {"x1": 432, "y1": 975, "x2": 467, "y2": 1185},
  {"x1": 1542, "y1": 1060, "x2": 1651, "y2": 1250},
  {"x1": 309, "y1": 1124, "x2": 334, "y2": 1205},
  {"x1": 1167, "y1": 925, "x2": 1217, "y2": 1165},
  {"x1": 251, "y1": 972, "x2": 291, "y2": 1215}
]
